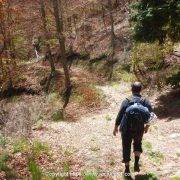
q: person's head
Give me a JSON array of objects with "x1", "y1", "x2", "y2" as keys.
[{"x1": 131, "y1": 82, "x2": 142, "y2": 94}]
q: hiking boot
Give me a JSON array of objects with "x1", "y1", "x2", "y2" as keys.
[
  {"x1": 134, "y1": 163, "x2": 140, "y2": 172},
  {"x1": 124, "y1": 168, "x2": 131, "y2": 177}
]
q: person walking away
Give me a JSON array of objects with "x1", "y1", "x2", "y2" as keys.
[{"x1": 113, "y1": 82, "x2": 152, "y2": 176}]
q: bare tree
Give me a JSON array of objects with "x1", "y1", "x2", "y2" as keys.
[
  {"x1": 105, "y1": 0, "x2": 117, "y2": 80},
  {"x1": 108, "y1": 0, "x2": 116, "y2": 52},
  {"x1": 52, "y1": 0, "x2": 72, "y2": 109},
  {"x1": 40, "y1": 0, "x2": 55, "y2": 75}
]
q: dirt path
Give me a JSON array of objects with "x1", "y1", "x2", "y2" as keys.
[{"x1": 33, "y1": 82, "x2": 180, "y2": 179}]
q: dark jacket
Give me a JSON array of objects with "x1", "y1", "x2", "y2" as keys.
[{"x1": 115, "y1": 94, "x2": 152, "y2": 132}]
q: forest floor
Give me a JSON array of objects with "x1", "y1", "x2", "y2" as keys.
[
  {"x1": 0, "y1": 63, "x2": 179, "y2": 179},
  {"x1": 31, "y1": 67, "x2": 180, "y2": 180}
]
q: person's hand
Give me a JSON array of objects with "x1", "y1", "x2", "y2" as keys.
[
  {"x1": 113, "y1": 126, "x2": 119, "y2": 136},
  {"x1": 144, "y1": 125, "x2": 150, "y2": 133}
]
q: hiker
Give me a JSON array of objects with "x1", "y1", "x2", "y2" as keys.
[{"x1": 113, "y1": 82, "x2": 152, "y2": 176}]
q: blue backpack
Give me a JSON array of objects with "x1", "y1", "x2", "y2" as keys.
[{"x1": 125, "y1": 97, "x2": 151, "y2": 131}]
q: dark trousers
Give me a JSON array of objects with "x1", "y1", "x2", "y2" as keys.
[{"x1": 121, "y1": 130, "x2": 144, "y2": 163}]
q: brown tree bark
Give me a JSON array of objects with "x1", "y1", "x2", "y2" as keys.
[
  {"x1": 106, "y1": 0, "x2": 116, "y2": 80},
  {"x1": 40, "y1": 0, "x2": 55, "y2": 75},
  {"x1": 108, "y1": 0, "x2": 116, "y2": 53},
  {"x1": 52, "y1": 0, "x2": 72, "y2": 109}
]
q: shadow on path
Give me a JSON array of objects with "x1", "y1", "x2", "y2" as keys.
[
  {"x1": 154, "y1": 88, "x2": 180, "y2": 120},
  {"x1": 135, "y1": 173, "x2": 158, "y2": 180}
]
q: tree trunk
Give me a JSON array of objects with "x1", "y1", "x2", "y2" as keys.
[
  {"x1": 108, "y1": 0, "x2": 116, "y2": 53},
  {"x1": 52, "y1": 0, "x2": 72, "y2": 109},
  {"x1": 101, "y1": 3, "x2": 108, "y2": 33},
  {"x1": 40, "y1": 0, "x2": 55, "y2": 75},
  {"x1": 106, "y1": 0, "x2": 116, "y2": 80}
]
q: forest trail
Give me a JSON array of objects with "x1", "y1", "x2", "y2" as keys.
[
  {"x1": 32, "y1": 78, "x2": 180, "y2": 179},
  {"x1": 32, "y1": 82, "x2": 130, "y2": 178}
]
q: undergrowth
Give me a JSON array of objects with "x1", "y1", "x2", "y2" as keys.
[{"x1": 143, "y1": 140, "x2": 164, "y2": 164}]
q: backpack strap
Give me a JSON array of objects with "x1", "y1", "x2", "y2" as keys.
[{"x1": 126, "y1": 96, "x2": 145, "y2": 104}]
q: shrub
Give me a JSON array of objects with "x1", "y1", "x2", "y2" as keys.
[
  {"x1": 72, "y1": 85, "x2": 104, "y2": 108},
  {"x1": 131, "y1": 41, "x2": 175, "y2": 87}
]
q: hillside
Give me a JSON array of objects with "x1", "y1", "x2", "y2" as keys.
[{"x1": 0, "y1": 0, "x2": 180, "y2": 179}]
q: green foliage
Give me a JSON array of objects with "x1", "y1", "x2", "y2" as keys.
[
  {"x1": 51, "y1": 109, "x2": 64, "y2": 122},
  {"x1": 171, "y1": 175, "x2": 180, "y2": 180},
  {"x1": 82, "y1": 171, "x2": 98, "y2": 180},
  {"x1": 143, "y1": 140, "x2": 153, "y2": 151},
  {"x1": 113, "y1": 63, "x2": 136, "y2": 82},
  {"x1": 105, "y1": 114, "x2": 112, "y2": 121},
  {"x1": 176, "y1": 152, "x2": 180, "y2": 157},
  {"x1": 63, "y1": 161, "x2": 71, "y2": 173},
  {"x1": 90, "y1": 146, "x2": 100, "y2": 152},
  {"x1": 32, "y1": 119, "x2": 44, "y2": 130},
  {"x1": 13, "y1": 138, "x2": 30, "y2": 154},
  {"x1": 47, "y1": 38, "x2": 58, "y2": 47},
  {"x1": 148, "y1": 151, "x2": 164, "y2": 164},
  {"x1": 166, "y1": 70, "x2": 180, "y2": 88},
  {"x1": 13, "y1": 35, "x2": 29, "y2": 60},
  {"x1": 131, "y1": 41, "x2": 176, "y2": 87},
  {"x1": 0, "y1": 152, "x2": 16, "y2": 178},
  {"x1": 132, "y1": 41, "x2": 173, "y2": 71},
  {"x1": 130, "y1": 0, "x2": 180, "y2": 43},
  {"x1": 114, "y1": 69, "x2": 136, "y2": 82},
  {"x1": 28, "y1": 158, "x2": 42, "y2": 180},
  {"x1": 143, "y1": 140, "x2": 164, "y2": 164},
  {"x1": 0, "y1": 134, "x2": 6, "y2": 147},
  {"x1": 47, "y1": 92, "x2": 59, "y2": 103},
  {"x1": 32, "y1": 141, "x2": 49, "y2": 157},
  {"x1": 0, "y1": 153, "x2": 9, "y2": 171}
]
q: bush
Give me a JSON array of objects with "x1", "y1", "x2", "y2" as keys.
[
  {"x1": 131, "y1": 41, "x2": 176, "y2": 87},
  {"x1": 72, "y1": 85, "x2": 104, "y2": 108}
]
